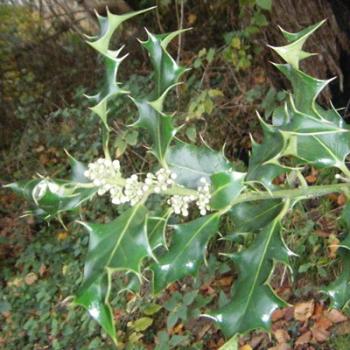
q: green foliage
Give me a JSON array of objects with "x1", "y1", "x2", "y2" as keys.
[{"x1": 7, "y1": 8, "x2": 350, "y2": 349}]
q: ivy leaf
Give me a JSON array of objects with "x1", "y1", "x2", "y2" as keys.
[
  {"x1": 209, "y1": 210, "x2": 294, "y2": 337},
  {"x1": 210, "y1": 171, "x2": 246, "y2": 210},
  {"x1": 151, "y1": 214, "x2": 219, "y2": 294},
  {"x1": 256, "y1": 0, "x2": 272, "y2": 11},
  {"x1": 166, "y1": 142, "x2": 232, "y2": 188}
]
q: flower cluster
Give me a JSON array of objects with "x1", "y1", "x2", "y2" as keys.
[
  {"x1": 167, "y1": 195, "x2": 196, "y2": 217},
  {"x1": 167, "y1": 177, "x2": 211, "y2": 217},
  {"x1": 196, "y1": 177, "x2": 211, "y2": 215},
  {"x1": 84, "y1": 158, "x2": 212, "y2": 216},
  {"x1": 84, "y1": 158, "x2": 121, "y2": 196}
]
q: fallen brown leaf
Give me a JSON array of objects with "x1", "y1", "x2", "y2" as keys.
[
  {"x1": 337, "y1": 193, "x2": 347, "y2": 206},
  {"x1": 272, "y1": 308, "x2": 285, "y2": 322},
  {"x1": 328, "y1": 236, "x2": 340, "y2": 259},
  {"x1": 284, "y1": 307, "x2": 294, "y2": 321},
  {"x1": 294, "y1": 300, "x2": 314, "y2": 322},
  {"x1": 295, "y1": 331, "x2": 312, "y2": 346},
  {"x1": 333, "y1": 320, "x2": 350, "y2": 335},
  {"x1": 325, "y1": 309, "x2": 347, "y2": 323},
  {"x1": 314, "y1": 316, "x2": 333, "y2": 331},
  {"x1": 268, "y1": 344, "x2": 291, "y2": 350},
  {"x1": 311, "y1": 326, "x2": 329, "y2": 343},
  {"x1": 273, "y1": 329, "x2": 290, "y2": 344},
  {"x1": 24, "y1": 272, "x2": 38, "y2": 285},
  {"x1": 239, "y1": 345, "x2": 252, "y2": 350},
  {"x1": 171, "y1": 323, "x2": 184, "y2": 335},
  {"x1": 214, "y1": 276, "x2": 233, "y2": 287},
  {"x1": 250, "y1": 334, "x2": 266, "y2": 348},
  {"x1": 312, "y1": 302, "x2": 324, "y2": 320}
]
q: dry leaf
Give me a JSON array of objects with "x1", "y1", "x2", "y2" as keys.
[
  {"x1": 328, "y1": 236, "x2": 340, "y2": 258},
  {"x1": 284, "y1": 307, "x2": 294, "y2": 321},
  {"x1": 294, "y1": 300, "x2": 314, "y2": 322},
  {"x1": 239, "y1": 345, "x2": 252, "y2": 350},
  {"x1": 333, "y1": 320, "x2": 350, "y2": 335},
  {"x1": 214, "y1": 276, "x2": 233, "y2": 287},
  {"x1": 57, "y1": 231, "x2": 68, "y2": 241},
  {"x1": 24, "y1": 272, "x2": 38, "y2": 285},
  {"x1": 39, "y1": 264, "x2": 47, "y2": 277},
  {"x1": 337, "y1": 193, "x2": 347, "y2": 206},
  {"x1": 172, "y1": 323, "x2": 184, "y2": 334},
  {"x1": 273, "y1": 329, "x2": 290, "y2": 344},
  {"x1": 312, "y1": 302, "x2": 324, "y2": 320},
  {"x1": 311, "y1": 326, "x2": 329, "y2": 343},
  {"x1": 295, "y1": 331, "x2": 312, "y2": 345},
  {"x1": 250, "y1": 334, "x2": 266, "y2": 348},
  {"x1": 187, "y1": 13, "x2": 197, "y2": 25},
  {"x1": 272, "y1": 308, "x2": 285, "y2": 322},
  {"x1": 269, "y1": 344, "x2": 291, "y2": 350},
  {"x1": 325, "y1": 309, "x2": 347, "y2": 323},
  {"x1": 315, "y1": 316, "x2": 333, "y2": 330}
]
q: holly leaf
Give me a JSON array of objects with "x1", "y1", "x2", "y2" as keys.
[
  {"x1": 140, "y1": 29, "x2": 188, "y2": 98},
  {"x1": 229, "y1": 199, "x2": 284, "y2": 232},
  {"x1": 131, "y1": 29, "x2": 188, "y2": 163},
  {"x1": 86, "y1": 7, "x2": 155, "y2": 128},
  {"x1": 151, "y1": 214, "x2": 219, "y2": 294},
  {"x1": 132, "y1": 96, "x2": 176, "y2": 164},
  {"x1": 323, "y1": 203, "x2": 350, "y2": 308},
  {"x1": 209, "y1": 209, "x2": 294, "y2": 337},
  {"x1": 75, "y1": 274, "x2": 116, "y2": 344},
  {"x1": 246, "y1": 117, "x2": 289, "y2": 188},
  {"x1": 210, "y1": 171, "x2": 246, "y2": 210},
  {"x1": 147, "y1": 211, "x2": 171, "y2": 250},
  {"x1": 6, "y1": 178, "x2": 96, "y2": 219},
  {"x1": 166, "y1": 142, "x2": 232, "y2": 188},
  {"x1": 77, "y1": 205, "x2": 151, "y2": 294},
  {"x1": 75, "y1": 204, "x2": 153, "y2": 343},
  {"x1": 269, "y1": 20, "x2": 325, "y2": 69}
]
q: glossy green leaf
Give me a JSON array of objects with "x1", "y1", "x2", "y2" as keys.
[
  {"x1": 132, "y1": 97, "x2": 176, "y2": 164},
  {"x1": 75, "y1": 204, "x2": 152, "y2": 343},
  {"x1": 256, "y1": 0, "x2": 272, "y2": 11},
  {"x1": 323, "y1": 203, "x2": 350, "y2": 308},
  {"x1": 75, "y1": 274, "x2": 116, "y2": 343},
  {"x1": 6, "y1": 178, "x2": 96, "y2": 219},
  {"x1": 147, "y1": 211, "x2": 171, "y2": 250},
  {"x1": 77, "y1": 205, "x2": 151, "y2": 293},
  {"x1": 210, "y1": 209, "x2": 293, "y2": 337},
  {"x1": 218, "y1": 335, "x2": 238, "y2": 350},
  {"x1": 86, "y1": 8, "x2": 155, "y2": 128},
  {"x1": 229, "y1": 199, "x2": 284, "y2": 232},
  {"x1": 269, "y1": 20, "x2": 325, "y2": 69},
  {"x1": 151, "y1": 214, "x2": 219, "y2": 294},
  {"x1": 246, "y1": 118, "x2": 289, "y2": 188},
  {"x1": 166, "y1": 142, "x2": 232, "y2": 188},
  {"x1": 140, "y1": 29, "x2": 188, "y2": 97},
  {"x1": 210, "y1": 171, "x2": 246, "y2": 210}
]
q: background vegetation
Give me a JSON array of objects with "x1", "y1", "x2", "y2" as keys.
[{"x1": 1, "y1": 1, "x2": 350, "y2": 349}]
